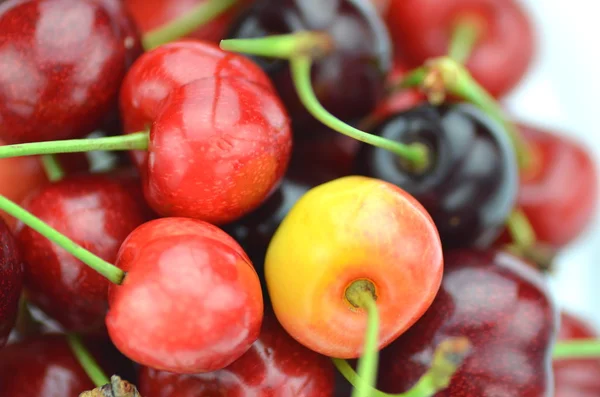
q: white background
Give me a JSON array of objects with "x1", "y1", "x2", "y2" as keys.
[{"x1": 506, "y1": 0, "x2": 600, "y2": 326}]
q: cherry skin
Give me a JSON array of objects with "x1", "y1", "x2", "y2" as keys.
[
  {"x1": 138, "y1": 312, "x2": 335, "y2": 396},
  {"x1": 143, "y1": 77, "x2": 291, "y2": 224},
  {"x1": 0, "y1": 0, "x2": 129, "y2": 144},
  {"x1": 120, "y1": 39, "x2": 274, "y2": 169},
  {"x1": 385, "y1": 0, "x2": 535, "y2": 98},
  {"x1": 554, "y1": 312, "x2": 600, "y2": 397},
  {"x1": 265, "y1": 176, "x2": 443, "y2": 358},
  {"x1": 378, "y1": 249, "x2": 557, "y2": 396},
  {"x1": 14, "y1": 174, "x2": 147, "y2": 334},
  {"x1": 356, "y1": 102, "x2": 518, "y2": 249},
  {"x1": 0, "y1": 218, "x2": 24, "y2": 349},
  {"x1": 226, "y1": 0, "x2": 392, "y2": 134},
  {"x1": 107, "y1": 217, "x2": 264, "y2": 374}
]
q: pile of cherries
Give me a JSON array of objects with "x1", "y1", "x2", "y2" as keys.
[{"x1": 0, "y1": 0, "x2": 598, "y2": 396}]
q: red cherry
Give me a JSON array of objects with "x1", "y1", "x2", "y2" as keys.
[
  {"x1": 386, "y1": 0, "x2": 535, "y2": 98},
  {"x1": 0, "y1": 0, "x2": 132, "y2": 144},
  {"x1": 120, "y1": 39, "x2": 274, "y2": 169},
  {"x1": 106, "y1": 217, "x2": 264, "y2": 374},
  {"x1": 14, "y1": 174, "x2": 147, "y2": 333},
  {"x1": 138, "y1": 312, "x2": 335, "y2": 396},
  {"x1": 515, "y1": 124, "x2": 598, "y2": 248},
  {"x1": 0, "y1": 218, "x2": 24, "y2": 349},
  {"x1": 143, "y1": 77, "x2": 291, "y2": 224},
  {"x1": 554, "y1": 312, "x2": 600, "y2": 397}
]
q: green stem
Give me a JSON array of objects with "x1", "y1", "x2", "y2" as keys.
[
  {"x1": 0, "y1": 195, "x2": 124, "y2": 284},
  {"x1": 0, "y1": 132, "x2": 148, "y2": 159},
  {"x1": 67, "y1": 334, "x2": 110, "y2": 387},
  {"x1": 41, "y1": 154, "x2": 65, "y2": 182},
  {"x1": 350, "y1": 293, "x2": 380, "y2": 397},
  {"x1": 143, "y1": 0, "x2": 239, "y2": 50},
  {"x1": 506, "y1": 209, "x2": 536, "y2": 249},
  {"x1": 221, "y1": 32, "x2": 334, "y2": 60},
  {"x1": 553, "y1": 340, "x2": 600, "y2": 360},
  {"x1": 448, "y1": 18, "x2": 482, "y2": 64}
]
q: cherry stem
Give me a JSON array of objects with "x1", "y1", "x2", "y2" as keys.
[
  {"x1": 0, "y1": 194, "x2": 124, "y2": 284},
  {"x1": 553, "y1": 339, "x2": 600, "y2": 359},
  {"x1": 448, "y1": 17, "x2": 482, "y2": 64},
  {"x1": 506, "y1": 209, "x2": 537, "y2": 249},
  {"x1": 67, "y1": 334, "x2": 110, "y2": 387},
  {"x1": 0, "y1": 132, "x2": 148, "y2": 159},
  {"x1": 41, "y1": 154, "x2": 65, "y2": 182},
  {"x1": 143, "y1": 0, "x2": 238, "y2": 50},
  {"x1": 220, "y1": 32, "x2": 334, "y2": 59},
  {"x1": 15, "y1": 295, "x2": 41, "y2": 337}
]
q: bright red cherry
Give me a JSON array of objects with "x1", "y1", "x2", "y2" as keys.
[
  {"x1": 138, "y1": 312, "x2": 335, "y2": 396},
  {"x1": 0, "y1": 218, "x2": 24, "y2": 349},
  {"x1": 106, "y1": 217, "x2": 264, "y2": 374},
  {"x1": 14, "y1": 174, "x2": 147, "y2": 334},
  {"x1": 0, "y1": 0, "x2": 131, "y2": 144},
  {"x1": 143, "y1": 77, "x2": 291, "y2": 224},
  {"x1": 120, "y1": 39, "x2": 274, "y2": 169},
  {"x1": 386, "y1": 0, "x2": 535, "y2": 98}
]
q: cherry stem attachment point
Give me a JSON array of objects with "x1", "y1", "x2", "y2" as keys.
[
  {"x1": 80, "y1": 375, "x2": 141, "y2": 397},
  {"x1": 553, "y1": 339, "x2": 600, "y2": 359},
  {"x1": 0, "y1": 194, "x2": 124, "y2": 284},
  {"x1": 41, "y1": 154, "x2": 65, "y2": 182},
  {"x1": 143, "y1": 0, "x2": 238, "y2": 50},
  {"x1": 0, "y1": 132, "x2": 148, "y2": 159},
  {"x1": 448, "y1": 17, "x2": 482, "y2": 64},
  {"x1": 67, "y1": 334, "x2": 110, "y2": 387}
]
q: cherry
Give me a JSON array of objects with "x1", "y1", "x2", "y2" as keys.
[
  {"x1": 120, "y1": 39, "x2": 274, "y2": 169},
  {"x1": 378, "y1": 249, "x2": 557, "y2": 396},
  {"x1": 356, "y1": 102, "x2": 518, "y2": 248},
  {"x1": 138, "y1": 312, "x2": 335, "y2": 396},
  {"x1": 0, "y1": 0, "x2": 131, "y2": 144},
  {"x1": 385, "y1": 0, "x2": 535, "y2": 98},
  {"x1": 14, "y1": 174, "x2": 147, "y2": 333},
  {"x1": 226, "y1": 0, "x2": 392, "y2": 133},
  {"x1": 554, "y1": 312, "x2": 600, "y2": 397},
  {"x1": 265, "y1": 176, "x2": 443, "y2": 358},
  {"x1": 0, "y1": 218, "x2": 24, "y2": 349}
]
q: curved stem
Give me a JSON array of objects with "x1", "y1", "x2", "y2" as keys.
[
  {"x1": 553, "y1": 339, "x2": 600, "y2": 360},
  {"x1": 448, "y1": 17, "x2": 482, "y2": 64},
  {"x1": 506, "y1": 209, "x2": 536, "y2": 249},
  {"x1": 41, "y1": 154, "x2": 65, "y2": 182},
  {"x1": 143, "y1": 0, "x2": 239, "y2": 50},
  {"x1": 0, "y1": 195, "x2": 124, "y2": 284},
  {"x1": 221, "y1": 32, "x2": 334, "y2": 59},
  {"x1": 67, "y1": 334, "x2": 110, "y2": 387},
  {"x1": 0, "y1": 132, "x2": 148, "y2": 159}
]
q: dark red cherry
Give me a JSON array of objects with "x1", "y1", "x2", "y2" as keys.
[
  {"x1": 386, "y1": 0, "x2": 535, "y2": 98},
  {"x1": 356, "y1": 103, "x2": 518, "y2": 248},
  {"x1": 378, "y1": 249, "x2": 557, "y2": 396},
  {"x1": 0, "y1": 0, "x2": 130, "y2": 144},
  {"x1": 0, "y1": 218, "x2": 24, "y2": 349},
  {"x1": 14, "y1": 174, "x2": 147, "y2": 333},
  {"x1": 554, "y1": 312, "x2": 600, "y2": 397},
  {"x1": 120, "y1": 39, "x2": 274, "y2": 169},
  {"x1": 226, "y1": 0, "x2": 392, "y2": 134},
  {"x1": 143, "y1": 77, "x2": 291, "y2": 224},
  {"x1": 138, "y1": 312, "x2": 335, "y2": 396}
]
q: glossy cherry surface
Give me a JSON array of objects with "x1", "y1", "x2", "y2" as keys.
[
  {"x1": 378, "y1": 249, "x2": 557, "y2": 396},
  {"x1": 138, "y1": 312, "x2": 335, "y2": 396},
  {"x1": 516, "y1": 124, "x2": 598, "y2": 248},
  {"x1": 0, "y1": 0, "x2": 129, "y2": 144},
  {"x1": 144, "y1": 77, "x2": 291, "y2": 224},
  {"x1": 554, "y1": 312, "x2": 600, "y2": 397},
  {"x1": 0, "y1": 218, "x2": 24, "y2": 349},
  {"x1": 386, "y1": 0, "x2": 535, "y2": 98},
  {"x1": 356, "y1": 103, "x2": 518, "y2": 249},
  {"x1": 15, "y1": 174, "x2": 147, "y2": 333},
  {"x1": 107, "y1": 217, "x2": 264, "y2": 374},
  {"x1": 227, "y1": 0, "x2": 392, "y2": 133},
  {"x1": 120, "y1": 39, "x2": 274, "y2": 169}
]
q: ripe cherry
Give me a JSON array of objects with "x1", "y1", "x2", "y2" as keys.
[
  {"x1": 265, "y1": 176, "x2": 443, "y2": 358},
  {"x1": 138, "y1": 312, "x2": 335, "y2": 396},
  {"x1": 15, "y1": 174, "x2": 147, "y2": 333},
  {"x1": 0, "y1": 218, "x2": 24, "y2": 349},
  {"x1": 385, "y1": 0, "x2": 535, "y2": 98},
  {"x1": 226, "y1": 0, "x2": 392, "y2": 133},
  {"x1": 356, "y1": 102, "x2": 518, "y2": 248},
  {"x1": 0, "y1": 0, "x2": 130, "y2": 144},
  {"x1": 378, "y1": 249, "x2": 557, "y2": 396}
]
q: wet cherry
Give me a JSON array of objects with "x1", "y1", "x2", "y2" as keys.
[
  {"x1": 0, "y1": 218, "x2": 24, "y2": 349},
  {"x1": 356, "y1": 102, "x2": 518, "y2": 248},
  {"x1": 378, "y1": 249, "x2": 557, "y2": 396}
]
